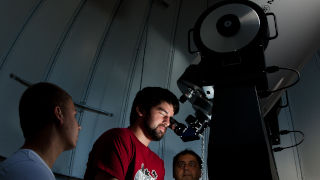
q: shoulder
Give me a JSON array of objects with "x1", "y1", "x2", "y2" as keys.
[
  {"x1": 0, "y1": 150, "x2": 54, "y2": 180},
  {"x1": 100, "y1": 128, "x2": 134, "y2": 140},
  {"x1": 106, "y1": 128, "x2": 132, "y2": 135},
  {"x1": 94, "y1": 128, "x2": 136, "y2": 149}
]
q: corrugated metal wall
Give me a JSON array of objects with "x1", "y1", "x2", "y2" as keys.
[
  {"x1": 280, "y1": 52, "x2": 320, "y2": 180},
  {"x1": 0, "y1": 0, "x2": 213, "y2": 178},
  {"x1": 2, "y1": 0, "x2": 320, "y2": 179}
]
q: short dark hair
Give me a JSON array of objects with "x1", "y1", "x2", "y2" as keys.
[
  {"x1": 19, "y1": 82, "x2": 71, "y2": 139},
  {"x1": 173, "y1": 149, "x2": 202, "y2": 172},
  {"x1": 129, "y1": 87, "x2": 179, "y2": 125}
]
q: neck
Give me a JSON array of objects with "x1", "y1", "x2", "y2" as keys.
[
  {"x1": 21, "y1": 128, "x2": 65, "y2": 168},
  {"x1": 129, "y1": 122, "x2": 151, "y2": 147}
]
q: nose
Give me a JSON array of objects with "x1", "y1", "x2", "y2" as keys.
[
  {"x1": 163, "y1": 116, "x2": 170, "y2": 127},
  {"x1": 76, "y1": 120, "x2": 81, "y2": 130}
]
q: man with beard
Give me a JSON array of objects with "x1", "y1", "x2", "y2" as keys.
[
  {"x1": 84, "y1": 87, "x2": 179, "y2": 180},
  {"x1": 173, "y1": 149, "x2": 202, "y2": 180}
]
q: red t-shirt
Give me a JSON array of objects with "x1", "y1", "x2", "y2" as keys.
[{"x1": 84, "y1": 128, "x2": 165, "y2": 180}]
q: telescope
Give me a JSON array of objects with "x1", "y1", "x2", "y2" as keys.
[
  {"x1": 170, "y1": 0, "x2": 320, "y2": 179},
  {"x1": 172, "y1": 0, "x2": 277, "y2": 142}
]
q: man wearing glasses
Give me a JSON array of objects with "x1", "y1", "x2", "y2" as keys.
[{"x1": 173, "y1": 149, "x2": 202, "y2": 180}]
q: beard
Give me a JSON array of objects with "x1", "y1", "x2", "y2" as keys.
[{"x1": 144, "y1": 119, "x2": 167, "y2": 141}]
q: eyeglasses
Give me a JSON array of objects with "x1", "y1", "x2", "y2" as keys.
[{"x1": 176, "y1": 161, "x2": 197, "y2": 168}]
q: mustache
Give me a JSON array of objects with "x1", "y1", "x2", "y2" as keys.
[{"x1": 157, "y1": 123, "x2": 167, "y2": 130}]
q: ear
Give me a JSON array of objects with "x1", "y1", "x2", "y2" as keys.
[
  {"x1": 136, "y1": 106, "x2": 145, "y2": 117},
  {"x1": 54, "y1": 106, "x2": 64, "y2": 125}
]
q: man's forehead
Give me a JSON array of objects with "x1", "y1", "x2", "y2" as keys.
[
  {"x1": 177, "y1": 160, "x2": 197, "y2": 164},
  {"x1": 157, "y1": 106, "x2": 169, "y2": 113},
  {"x1": 178, "y1": 154, "x2": 198, "y2": 161},
  {"x1": 155, "y1": 102, "x2": 174, "y2": 113}
]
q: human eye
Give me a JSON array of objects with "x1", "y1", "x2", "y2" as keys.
[
  {"x1": 177, "y1": 161, "x2": 186, "y2": 168},
  {"x1": 159, "y1": 110, "x2": 166, "y2": 117},
  {"x1": 189, "y1": 161, "x2": 196, "y2": 167}
]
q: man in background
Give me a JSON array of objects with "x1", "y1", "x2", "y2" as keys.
[
  {"x1": 0, "y1": 82, "x2": 81, "y2": 180},
  {"x1": 173, "y1": 149, "x2": 202, "y2": 180},
  {"x1": 84, "y1": 87, "x2": 180, "y2": 180}
]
